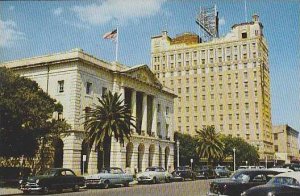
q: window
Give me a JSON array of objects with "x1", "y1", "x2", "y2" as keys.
[
  {"x1": 236, "y1": 113, "x2": 239, "y2": 120},
  {"x1": 211, "y1": 105, "x2": 215, "y2": 111},
  {"x1": 58, "y1": 80, "x2": 64, "y2": 93},
  {"x1": 246, "y1": 134, "x2": 250, "y2": 140},
  {"x1": 178, "y1": 107, "x2": 181, "y2": 112},
  {"x1": 275, "y1": 145, "x2": 278, "y2": 152},
  {"x1": 186, "y1": 107, "x2": 189, "y2": 112},
  {"x1": 219, "y1": 104, "x2": 223, "y2": 110},
  {"x1": 242, "y1": 32, "x2": 247, "y2": 39},
  {"x1": 178, "y1": 88, "x2": 181, "y2": 93},
  {"x1": 186, "y1": 116, "x2": 189, "y2": 122},
  {"x1": 86, "y1": 82, "x2": 92, "y2": 95},
  {"x1": 178, "y1": 117, "x2": 181, "y2": 123},
  {"x1": 102, "y1": 87, "x2": 107, "y2": 97},
  {"x1": 274, "y1": 133, "x2": 278, "y2": 140},
  {"x1": 157, "y1": 104, "x2": 161, "y2": 112},
  {"x1": 85, "y1": 107, "x2": 91, "y2": 121},
  {"x1": 166, "y1": 107, "x2": 169, "y2": 115},
  {"x1": 186, "y1": 87, "x2": 189, "y2": 93},
  {"x1": 194, "y1": 106, "x2": 197, "y2": 112}
]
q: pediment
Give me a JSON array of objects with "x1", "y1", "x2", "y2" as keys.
[{"x1": 122, "y1": 65, "x2": 162, "y2": 88}]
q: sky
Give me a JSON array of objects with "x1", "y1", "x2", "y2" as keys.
[{"x1": 0, "y1": 0, "x2": 299, "y2": 132}]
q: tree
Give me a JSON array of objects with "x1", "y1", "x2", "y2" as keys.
[
  {"x1": 84, "y1": 91, "x2": 135, "y2": 167},
  {"x1": 174, "y1": 132, "x2": 200, "y2": 167},
  {"x1": 0, "y1": 67, "x2": 70, "y2": 171},
  {"x1": 220, "y1": 135, "x2": 259, "y2": 166},
  {"x1": 195, "y1": 125, "x2": 224, "y2": 165}
]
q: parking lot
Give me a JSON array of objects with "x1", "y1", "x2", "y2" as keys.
[{"x1": 1, "y1": 179, "x2": 213, "y2": 196}]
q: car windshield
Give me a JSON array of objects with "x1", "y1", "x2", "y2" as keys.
[
  {"x1": 41, "y1": 169, "x2": 57, "y2": 176},
  {"x1": 145, "y1": 168, "x2": 157, "y2": 172},
  {"x1": 231, "y1": 171, "x2": 250, "y2": 183},
  {"x1": 268, "y1": 177, "x2": 300, "y2": 186}
]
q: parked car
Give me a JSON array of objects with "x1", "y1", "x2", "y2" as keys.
[
  {"x1": 84, "y1": 167, "x2": 133, "y2": 189},
  {"x1": 215, "y1": 166, "x2": 231, "y2": 178},
  {"x1": 136, "y1": 166, "x2": 171, "y2": 184},
  {"x1": 0, "y1": 167, "x2": 31, "y2": 187},
  {"x1": 195, "y1": 166, "x2": 216, "y2": 179},
  {"x1": 170, "y1": 171, "x2": 184, "y2": 182},
  {"x1": 19, "y1": 168, "x2": 84, "y2": 194},
  {"x1": 207, "y1": 169, "x2": 281, "y2": 196},
  {"x1": 282, "y1": 163, "x2": 300, "y2": 171},
  {"x1": 268, "y1": 167, "x2": 293, "y2": 173},
  {"x1": 241, "y1": 172, "x2": 300, "y2": 196},
  {"x1": 171, "y1": 166, "x2": 196, "y2": 181}
]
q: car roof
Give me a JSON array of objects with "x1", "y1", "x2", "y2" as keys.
[{"x1": 275, "y1": 172, "x2": 300, "y2": 182}]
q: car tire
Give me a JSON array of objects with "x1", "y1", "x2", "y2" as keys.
[
  {"x1": 73, "y1": 184, "x2": 80, "y2": 192},
  {"x1": 22, "y1": 190, "x2": 31, "y2": 194},
  {"x1": 102, "y1": 180, "x2": 109, "y2": 189},
  {"x1": 43, "y1": 187, "x2": 49, "y2": 194},
  {"x1": 123, "y1": 182, "x2": 129, "y2": 187},
  {"x1": 152, "y1": 177, "x2": 157, "y2": 184},
  {"x1": 165, "y1": 177, "x2": 170, "y2": 183}
]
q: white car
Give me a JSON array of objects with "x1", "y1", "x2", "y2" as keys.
[
  {"x1": 136, "y1": 166, "x2": 171, "y2": 184},
  {"x1": 268, "y1": 167, "x2": 293, "y2": 173}
]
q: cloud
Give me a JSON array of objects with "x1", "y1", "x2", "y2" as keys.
[
  {"x1": 0, "y1": 19, "x2": 25, "y2": 47},
  {"x1": 219, "y1": 16, "x2": 225, "y2": 26},
  {"x1": 71, "y1": 0, "x2": 167, "y2": 25},
  {"x1": 53, "y1": 7, "x2": 63, "y2": 16}
]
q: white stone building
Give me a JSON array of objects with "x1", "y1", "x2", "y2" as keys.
[{"x1": 1, "y1": 48, "x2": 175, "y2": 175}]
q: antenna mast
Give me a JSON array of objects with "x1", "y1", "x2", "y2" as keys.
[{"x1": 196, "y1": 4, "x2": 219, "y2": 42}]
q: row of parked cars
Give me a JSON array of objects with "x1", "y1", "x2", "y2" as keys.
[
  {"x1": 18, "y1": 165, "x2": 228, "y2": 194},
  {"x1": 208, "y1": 167, "x2": 300, "y2": 196}
]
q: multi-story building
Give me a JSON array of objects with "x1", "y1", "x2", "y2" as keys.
[
  {"x1": 1, "y1": 48, "x2": 175, "y2": 174},
  {"x1": 273, "y1": 124, "x2": 300, "y2": 164},
  {"x1": 151, "y1": 14, "x2": 273, "y2": 159}
]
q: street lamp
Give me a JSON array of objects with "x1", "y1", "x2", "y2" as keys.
[
  {"x1": 233, "y1": 148, "x2": 236, "y2": 172},
  {"x1": 176, "y1": 139, "x2": 180, "y2": 167}
]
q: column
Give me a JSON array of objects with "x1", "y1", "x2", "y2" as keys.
[
  {"x1": 110, "y1": 138, "x2": 122, "y2": 168},
  {"x1": 151, "y1": 97, "x2": 157, "y2": 137},
  {"x1": 88, "y1": 146, "x2": 98, "y2": 174},
  {"x1": 62, "y1": 132, "x2": 82, "y2": 175},
  {"x1": 119, "y1": 86, "x2": 125, "y2": 103},
  {"x1": 142, "y1": 93, "x2": 147, "y2": 135},
  {"x1": 131, "y1": 90, "x2": 137, "y2": 133}
]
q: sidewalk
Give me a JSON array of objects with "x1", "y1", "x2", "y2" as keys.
[{"x1": 0, "y1": 187, "x2": 22, "y2": 196}]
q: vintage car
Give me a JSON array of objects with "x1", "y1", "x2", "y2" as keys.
[
  {"x1": 19, "y1": 168, "x2": 84, "y2": 194},
  {"x1": 195, "y1": 166, "x2": 216, "y2": 179},
  {"x1": 207, "y1": 169, "x2": 281, "y2": 196},
  {"x1": 241, "y1": 172, "x2": 300, "y2": 196},
  {"x1": 171, "y1": 166, "x2": 196, "y2": 181},
  {"x1": 84, "y1": 167, "x2": 133, "y2": 189},
  {"x1": 282, "y1": 163, "x2": 300, "y2": 171},
  {"x1": 215, "y1": 166, "x2": 231, "y2": 178},
  {"x1": 136, "y1": 166, "x2": 171, "y2": 184}
]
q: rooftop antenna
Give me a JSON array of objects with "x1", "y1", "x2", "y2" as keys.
[
  {"x1": 244, "y1": 0, "x2": 248, "y2": 22},
  {"x1": 196, "y1": 4, "x2": 219, "y2": 42}
]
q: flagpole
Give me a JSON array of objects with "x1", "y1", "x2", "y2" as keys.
[{"x1": 116, "y1": 26, "x2": 119, "y2": 62}]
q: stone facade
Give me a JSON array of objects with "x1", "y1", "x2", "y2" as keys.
[
  {"x1": 151, "y1": 14, "x2": 273, "y2": 160},
  {"x1": 273, "y1": 124, "x2": 300, "y2": 164},
  {"x1": 1, "y1": 49, "x2": 175, "y2": 175}
]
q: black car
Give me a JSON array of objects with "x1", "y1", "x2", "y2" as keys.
[
  {"x1": 19, "y1": 168, "x2": 84, "y2": 194},
  {"x1": 171, "y1": 166, "x2": 196, "y2": 181},
  {"x1": 195, "y1": 166, "x2": 216, "y2": 179},
  {"x1": 207, "y1": 169, "x2": 281, "y2": 196},
  {"x1": 241, "y1": 172, "x2": 300, "y2": 196},
  {"x1": 282, "y1": 163, "x2": 300, "y2": 171}
]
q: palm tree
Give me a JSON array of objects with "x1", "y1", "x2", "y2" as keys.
[
  {"x1": 84, "y1": 91, "x2": 135, "y2": 167},
  {"x1": 195, "y1": 125, "x2": 224, "y2": 165}
]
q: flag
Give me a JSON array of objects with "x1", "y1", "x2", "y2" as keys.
[{"x1": 103, "y1": 29, "x2": 117, "y2": 40}]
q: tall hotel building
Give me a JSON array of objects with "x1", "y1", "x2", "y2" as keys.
[{"x1": 151, "y1": 14, "x2": 273, "y2": 159}]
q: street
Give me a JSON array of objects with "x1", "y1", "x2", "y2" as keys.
[{"x1": 1, "y1": 179, "x2": 212, "y2": 196}]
